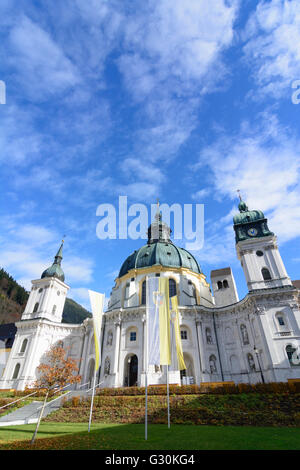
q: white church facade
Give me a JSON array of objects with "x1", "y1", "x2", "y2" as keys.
[{"x1": 1, "y1": 198, "x2": 300, "y2": 391}]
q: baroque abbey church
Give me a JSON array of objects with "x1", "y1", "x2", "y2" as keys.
[{"x1": 1, "y1": 197, "x2": 300, "y2": 391}]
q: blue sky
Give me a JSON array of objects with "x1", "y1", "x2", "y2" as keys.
[{"x1": 0, "y1": 0, "x2": 300, "y2": 310}]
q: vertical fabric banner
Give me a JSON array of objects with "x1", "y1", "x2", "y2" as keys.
[
  {"x1": 170, "y1": 296, "x2": 186, "y2": 371},
  {"x1": 146, "y1": 276, "x2": 171, "y2": 367},
  {"x1": 88, "y1": 290, "x2": 105, "y2": 372}
]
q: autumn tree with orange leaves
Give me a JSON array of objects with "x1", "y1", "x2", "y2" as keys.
[{"x1": 34, "y1": 344, "x2": 81, "y2": 393}]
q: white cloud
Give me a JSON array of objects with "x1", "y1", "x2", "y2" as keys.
[
  {"x1": 0, "y1": 223, "x2": 94, "y2": 290},
  {"x1": 118, "y1": 0, "x2": 238, "y2": 159},
  {"x1": 64, "y1": 257, "x2": 94, "y2": 284},
  {"x1": 116, "y1": 182, "x2": 160, "y2": 201},
  {"x1": 120, "y1": 0, "x2": 237, "y2": 95},
  {"x1": 191, "y1": 188, "x2": 211, "y2": 200},
  {"x1": 8, "y1": 15, "x2": 79, "y2": 98},
  {"x1": 243, "y1": 0, "x2": 300, "y2": 99},
  {"x1": 0, "y1": 105, "x2": 43, "y2": 166},
  {"x1": 120, "y1": 158, "x2": 165, "y2": 184},
  {"x1": 195, "y1": 114, "x2": 300, "y2": 243}
]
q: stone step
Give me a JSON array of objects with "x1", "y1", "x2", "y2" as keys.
[{"x1": 0, "y1": 389, "x2": 91, "y2": 427}]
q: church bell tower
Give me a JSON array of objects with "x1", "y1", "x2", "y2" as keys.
[
  {"x1": 21, "y1": 240, "x2": 69, "y2": 323},
  {"x1": 233, "y1": 195, "x2": 292, "y2": 292}
]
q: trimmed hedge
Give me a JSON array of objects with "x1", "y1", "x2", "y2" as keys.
[
  {"x1": 94, "y1": 381, "x2": 300, "y2": 397},
  {"x1": 45, "y1": 392, "x2": 300, "y2": 427}
]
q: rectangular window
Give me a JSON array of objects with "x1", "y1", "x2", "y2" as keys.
[
  {"x1": 130, "y1": 331, "x2": 136, "y2": 342},
  {"x1": 277, "y1": 317, "x2": 285, "y2": 326},
  {"x1": 181, "y1": 330, "x2": 187, "y2": 340}
]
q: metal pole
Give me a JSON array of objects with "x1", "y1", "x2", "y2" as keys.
[
  {"x1": 88, "y1": 368, "x2": 97, "y2": 433},
  {"x1": 31, "y1": 389, "x2": 49, "y2": 445},
  {"x1": 166, "y1": 365, "x2": 170, "y2": 428},
  {"x1": 145, "y1": 371, "x2": 148, "y2": 440},
  {"x1": 145, "y1": 279, "x2": 149, "y2": 441}
]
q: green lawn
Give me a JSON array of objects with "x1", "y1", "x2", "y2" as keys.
[{"x1": 0, "y1": 422, "x2": 300, "y2": 450}]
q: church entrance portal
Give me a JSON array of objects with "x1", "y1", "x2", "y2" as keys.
[{"x1": 125, "y1": 354, "x2": 138, "y2": 386}]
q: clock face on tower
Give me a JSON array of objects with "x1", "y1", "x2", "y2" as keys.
[{"x1": 247, "y1": 227, "x2": 258, "y2": 237}]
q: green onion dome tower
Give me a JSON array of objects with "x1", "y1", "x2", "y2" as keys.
[{"x1": 41, "y1": 240, "x2": 65, "y2": 282}]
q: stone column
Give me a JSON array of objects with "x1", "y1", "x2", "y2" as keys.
[
  {"x1": 196, "y1": 320, "x2": 206, "y2": 379},
  {"x1": 113, "y1": 320, "x2": 121, "y2": 375}
]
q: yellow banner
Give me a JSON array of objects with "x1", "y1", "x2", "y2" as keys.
[
  {"x1": 88, "y1": 290, "x2": 105, "y2": 372},
  {"x1": 170, "y1": 296, "x2": 186, "y2": 371},
  {"x1": 158, "y1": 277, "x2": 171, "y2": 365}
]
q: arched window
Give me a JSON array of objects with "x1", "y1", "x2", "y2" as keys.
[
  {"x1": 20, "y1": 339, "x2": 28, "y2": 354},
  {"x1": 286, "y1": 345, "x2": 300, "y2": 366},
  {"x1": 262, "y1": 268, "x2": 272, "y2": 281},
  {"x1": 217, "y1": 281, "x2": 223, "y2": 290},
  {"x1": 12, "y1": 363, "x2": 20, "y2": 379},
  {"x1": 33, "y1": 302, "x2": 39, "y2": 313},
  {"x1": 141, "y1": 280, "x2": 146, "y2": 305},
  {"x1": 169, "y1": 278, "x2": 177, "y2": 297},
  {"x1": 223, "y1": 280, "x2": 229, "y2": 288}
]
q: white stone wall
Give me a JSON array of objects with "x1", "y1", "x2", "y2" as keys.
[
  {"x1": 237, "y1": 235, "x2": 292, "y2": 291},
  {"x1": 211, "y1": 268, "x2": 239, "y2": 307},
  {"x1": 2, "y1": 258, "x2": 300, "y2": 391},
  {"x1": 22, "y1": 277, "x2": 69, "y2": 323}
]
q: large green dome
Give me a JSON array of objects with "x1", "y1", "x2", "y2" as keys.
[{"x1": 119, "y1": 212, "x2": 201, "y2": 278}]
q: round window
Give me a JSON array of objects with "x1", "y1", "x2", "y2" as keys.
[{"x1": 256, "y1": 250, "x2": 263, "y2": 257}]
